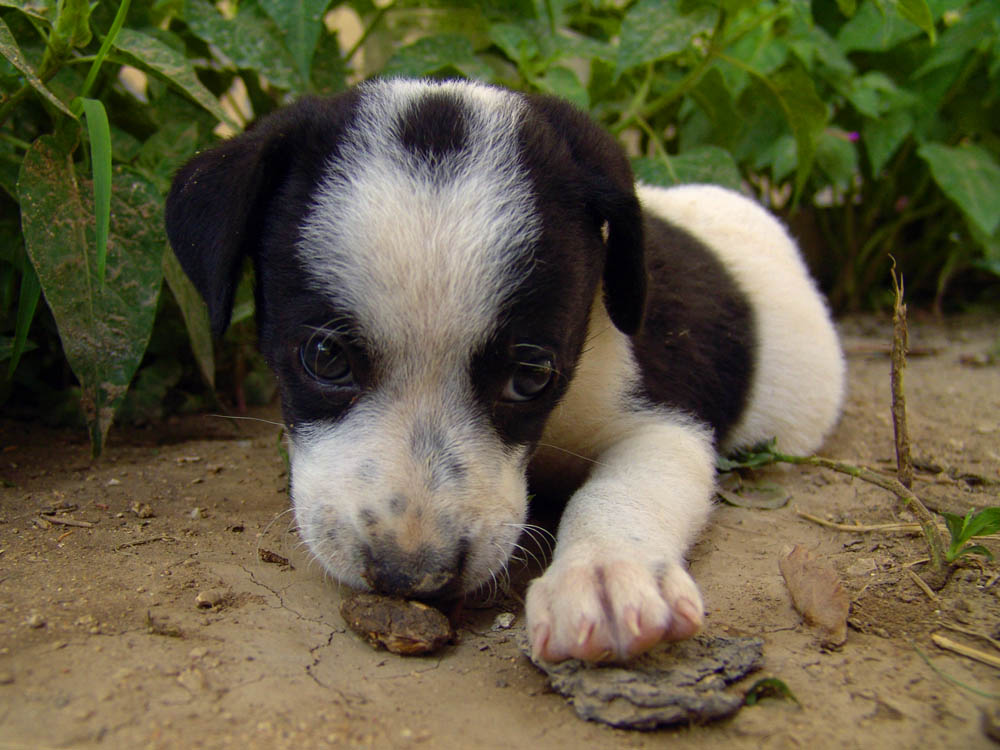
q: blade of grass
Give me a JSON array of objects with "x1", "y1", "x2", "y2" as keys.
[
  {"x1": 7, "y1": 265, "x2": 41, "y2": 378},
  {"x1": 77, "y1": 98, "x2": 112, "y2": 286},
  {"x1": 79, "y1": 0, "x2": 132, "y2": 101}
]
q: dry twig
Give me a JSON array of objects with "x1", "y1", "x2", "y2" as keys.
[{"x1": 932, "y1": 633, "x2": 1000, "y2": 669}]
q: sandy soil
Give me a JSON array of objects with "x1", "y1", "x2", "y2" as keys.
[{"x1": 1, "y1": 314, "x2": 998, "y2": 749}]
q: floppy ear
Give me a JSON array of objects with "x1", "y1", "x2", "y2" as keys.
[
  {"x1": 166, "y1": 125, "x2": 286, "y2": 337},
  {"x1": 166, "y1": 95, "x2": 357, "y2": 337},
  {"x1": 525, "y1": 95, "x2": 647, "y2": 335}
]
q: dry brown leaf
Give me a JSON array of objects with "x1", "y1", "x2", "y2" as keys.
[{"x1": 779, "y1": 544, "x2": 849, "y2": 647}]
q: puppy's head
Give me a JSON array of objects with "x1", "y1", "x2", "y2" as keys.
[{"x1": 166, "y1": 79, "x2": 646, "y2": 599}]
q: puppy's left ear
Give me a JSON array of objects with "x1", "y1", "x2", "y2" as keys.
[{"x1": 526, "y1": 95, "x2": 647, "y2": 335}]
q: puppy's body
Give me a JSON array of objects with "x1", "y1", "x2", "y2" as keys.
[{"x1": 167, "y1": 78, "x2": 844, "y2": 662}]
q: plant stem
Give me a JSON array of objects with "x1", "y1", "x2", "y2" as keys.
[
  {"x1": 769, "y1": 450, "x2": 946, "y2": 576},
  {"x1": 890, "y1": 262, "x2": 913, "y2": 489}
]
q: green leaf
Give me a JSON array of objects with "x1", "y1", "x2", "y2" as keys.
[
  {"x1": 896, "y1": 0, "x2": 936, "y2": 44},
  {"x1": 536, "y1": 66, "x2": 588, "y2": 109},
  {"x1": 862, "y1": 109, "x2": 912, "y2": 175},
  {"x1": 633, "y1": 147, "x2": 743, "y2": 191},
  {"x1": 183, "y1": 0, "x2": 303, "y2": 92},
  {"x1": 918, "y1": 142, "x2": 1000, "y2": 237},
  {"x1": 763, "y1": 63, "x2": 828, "y2": 200},
  {"x1": 7, "y1": 262, "x2": 40, "y2": 377},
  {"x1": 257, "y1": 0, "x2": 330, "y2": 84},
  {"x1": 382, "y1": 34, "x2": 494, "y2": 80},
  {"x1": 837, "y1": 0, "x2": 923, "y2": 52},
  {"x1": 961, "y1": 507, "x2": 1000, "y2": 539},
  {"x1": 78, "y1": 98, "x2": 112, "y2": 286},
  {"x1": 113, "y1": 27, "x2": 235, "y2": 129},
  {"x1": 616, "y1": 0, "x2": 714, "y2": 77},
  {"x1": 914, "y1": 2, "x2": 997, "y2": 78},
  {"x1": 953, "y1": 544, "x2": 994, "y2": 562},
  {"x1": 815, "y1": 130, "x2": 858, "y2": 190},
  {"x1": 51, "y1": 0, "x2": 92, "y2": 52},
  {"x1": 745, "y1": 677, "x2": 799, "y2": 706},
  {"x1": 835, "y1": 0, "x2": 858, "y2": 15},
  {"x1": 0, "y1": 17, "x2": 76, "y2": 118},
  {"x1": 0, "y1": 1, "x2": 56, "y2": 23},
  {"x1": 162, "y1": 248, "x2": 214, "y2": 389},
  {"x1": 17, "y1": 136, "x2": 164, "y2": 456},
  {"x1": 716, "y1": 479, "x2": 791, "y2": 510}
]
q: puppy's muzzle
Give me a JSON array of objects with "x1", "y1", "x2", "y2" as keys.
[{"x1": 361, "y1": 538, "x2": 469, "y2": 599}]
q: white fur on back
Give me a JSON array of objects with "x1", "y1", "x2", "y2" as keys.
[{"x1": 637, "y1": 183, "x2": 845, "y2": 454}]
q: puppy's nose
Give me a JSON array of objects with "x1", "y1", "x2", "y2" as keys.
[{"x1": 361, "y1": 541, "x2": 467, "y2": 599}]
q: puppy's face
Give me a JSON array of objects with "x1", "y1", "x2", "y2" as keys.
[{"x1": 166, "y1": 80, "x2": 646, "y2": 599}]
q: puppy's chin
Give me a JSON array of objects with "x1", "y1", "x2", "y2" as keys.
[{"x1": 287, "y1": 417, "x2": 530, "y2": 600}]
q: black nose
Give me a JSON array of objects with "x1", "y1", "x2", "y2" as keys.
[{"x1": 361, "y1": 540, "x2": 468, "y2": 600}]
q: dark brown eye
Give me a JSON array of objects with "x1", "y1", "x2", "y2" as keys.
[
  {"x1": 300, "y1": 333, "x2": 354, "y2": 386},
  {"x1": 502, "y1": 346, "x2": 556, "y2": 402}
]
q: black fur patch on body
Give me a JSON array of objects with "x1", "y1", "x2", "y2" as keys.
[{"x1": 630, "y1": 214, "x2": 755, "y2": 443}]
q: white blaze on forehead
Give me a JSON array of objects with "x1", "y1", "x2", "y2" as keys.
[{"x1": 297, "y1": 79, "x2": 541, "y2": 361}]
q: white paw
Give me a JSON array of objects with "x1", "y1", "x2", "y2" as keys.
[{"x1": 525, "y1": 557, "x2": 704, "y2": 663}]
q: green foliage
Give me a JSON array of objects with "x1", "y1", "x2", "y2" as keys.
[
  {"x1": 942, "y1": 508, "x2": 1000, "y2": 563},
  {"x1": 0, "y1": 0, "x2": 997, "y2": 455}
]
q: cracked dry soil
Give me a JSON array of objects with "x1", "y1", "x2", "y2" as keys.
[{"x1": 1, "y1": 315, "x2": 999, "y2": 749}]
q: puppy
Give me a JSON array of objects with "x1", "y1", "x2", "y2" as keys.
[{"x1": 166, "y1": 78, "x2": 844, "y2": 663}]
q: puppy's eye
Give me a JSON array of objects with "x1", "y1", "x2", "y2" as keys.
[
  {"x1": 502, "y1": 347, "x2": 556, "y2": 402},
  {"x1": 300, "y1": 334, "x2": 354, "y2": 386}
]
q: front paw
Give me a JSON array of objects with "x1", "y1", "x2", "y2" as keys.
[{"x1": 525, "y1": 557, "x2": 704, "y2": 662}]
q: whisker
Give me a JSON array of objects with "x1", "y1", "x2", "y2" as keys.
[
  {"x1": 534, "y1": 441, "x2": 603, "y2": 466},
  {"x1": 208, "y1": 413, "x2": 286, "y2": 428}
]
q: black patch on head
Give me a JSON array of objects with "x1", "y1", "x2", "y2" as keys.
[
  {"x1": 396, "y1": 91, "x2": 468, "y2": 165},
  {"x1": 630, "y1": 214, "x2": 755, "y2": 442}
]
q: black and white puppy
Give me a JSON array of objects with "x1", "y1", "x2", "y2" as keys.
[{"x1": 166, "y1": 78, "x2": 844, "y2": 663}]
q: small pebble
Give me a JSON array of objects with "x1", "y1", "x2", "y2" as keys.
[
  {"x1": 188, "y1": 507, "x2": 207, "y2": 519},
  {"x1": 26, "y1": 613, "x2": 45, "y2": 629},
  {"x1": 0, "y1": 673, "x2": 14, "y2": 685},
  {"x1": 130, "y1": 502, "x2": 155, "y2": 519},
  {"x1": 492, "y1": 612, "x2": 516, "y2": 631},
  {"x1": 196, "y1": 589, "x2": 226, "y2": 609}
]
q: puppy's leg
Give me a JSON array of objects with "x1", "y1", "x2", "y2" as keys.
[{"x1": 526, "y1": 415, "x2": 715, "y2": 662}]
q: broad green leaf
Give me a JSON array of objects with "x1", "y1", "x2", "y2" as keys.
[
  {"x1": 113, "y1": 27, "x2": 235, "y2": 129},
  {"x1": 897, "y1": 0, "x2": 936, "y2": 44},
  {"x1": 0, "y1": 1, "x2": 55, "y2": 22},
  {"x1": 689, "y1": 67, "x2": 742, "y2": 148},
  {"x1": 489, "y1": 22, "x2": 540, "y2": 67},
  {"x1": 78, "y1": 98, "x2": 111, "y2": 286},
  {"x1": 50, "y1": 0, "x2": 91, "y2": 52},
  {"x1": 918, "y1": 142, "x2": 1000, "y2": 236},
  {"x1": 914, "y1": 1, "x2": 996, "y2": 78},
  {"x1": 383, "y1": 34, "x2": 494, "y2": 80},
  {"x1": 309, "y1": 29, "x2": 347, "y2": 95},
  {"x1": 162, "y1": 248, "x2": 215, "y2": 389},
  {"x1": 837, "y1": 0, "x2": 922, "y2": 52},
  {"x1": 863, "y1": 109, "x2": 912, "y2": 175},
  {"x1": 633, "y1": 147, "x2": 743, "y2": 191},
  {"x1": 536, "y1": 66, "x2": 588, "y2": 109},
  {"x1": 258, "y1": 0, "x2": 331, "y2": 84},
  {"x1": 815, "y1": 130, "x2": 858, "y2": 190},
  {"x1": 955, "y1": 544, "x2": 994, "y2": 561},
  {"x1": 0, "y1": 17, "x2": 75, "y2": 118},
  {"x1": 183, "y1": 0, "x2": 303, "y2": 92},
  {"x1": 616, "y1": 0, "x2": 714, "y2": 77},
  {"x1": 761, "y1": 64, "x2": 828, "y2": 199},
  {"x1": 835, "y1": 0, "x2": 858, "y2": 15},
  {"x1": 18, "y1": 136, "x2": 164, "y2": 457},
  {"x1": 962, "y1": 507, "x2": 1000, "y2": 538}
]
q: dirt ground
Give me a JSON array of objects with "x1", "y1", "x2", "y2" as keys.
[{"x1": 1, "y1": 314, "x2": 998, "y2": 750}]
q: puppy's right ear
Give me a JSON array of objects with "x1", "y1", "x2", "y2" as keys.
[{"x1": 166, "y1": 121, "x2": 294, "y2": 338}]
